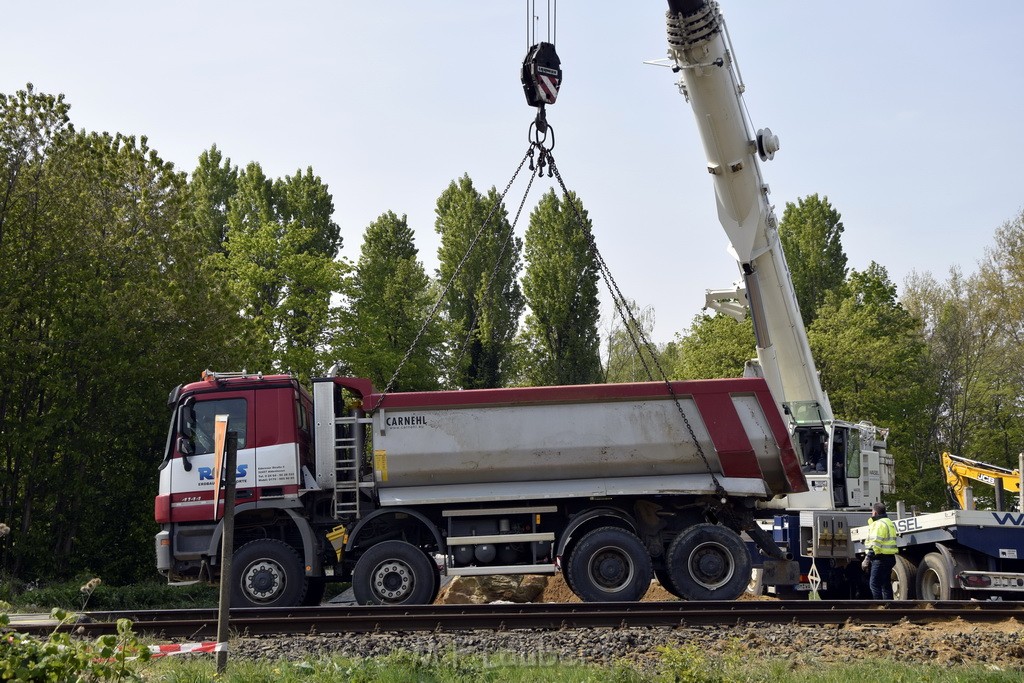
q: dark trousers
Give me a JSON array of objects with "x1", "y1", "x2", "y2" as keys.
[{"x1": 869, "y1": 554, "x2": 896, "y2": 600}]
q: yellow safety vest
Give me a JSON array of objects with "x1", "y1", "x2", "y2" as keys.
[{"x1": 867, "y1": 516, "x2": 898, "y2": 555}]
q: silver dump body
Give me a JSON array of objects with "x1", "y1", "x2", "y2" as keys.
[{"x1": 319, "y1": 377, "x2": 806, "y2": 507}]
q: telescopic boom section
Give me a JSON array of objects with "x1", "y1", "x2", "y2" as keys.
[{"x1": 665, "y1": 0, "x2": 832, "y2": 422}]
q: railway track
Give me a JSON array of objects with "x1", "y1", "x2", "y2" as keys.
[{"x1": 9, "y1": 600, "x2": 1024, "y2": 639}]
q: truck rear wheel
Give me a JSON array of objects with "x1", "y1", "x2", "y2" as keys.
[
  {"x1": 231, "y1": 539, "x2": 306, "y2": 607},
  {"x1": 916, "y1": 552, "x2": 965, "y2": 601},
  {"x1": 353, "y1": 541, "x2": 436, "y2": 605},
  {"x1": 567, "y1": 526, "x2": 653, "y2": 602},
  {"x1": 654, "y1": 568, "x2": 684, "y2": 599},
  {"x1": 892, "y1": 555, "x2": 916, "y2": 600},
  {"x1": 666, "y1": 524, "x2": 751, "y2": 601}
]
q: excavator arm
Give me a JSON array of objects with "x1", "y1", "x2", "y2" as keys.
[{"x1": 943, "y1": 451, "x2": 1022, "y2": 509}]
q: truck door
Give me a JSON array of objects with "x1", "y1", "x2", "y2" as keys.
[
  {"x1": 164, "y1": 391, "x2": 254, "y2": 522},
  {"x1": 252, "y1": 386, "x2": 303, "y2": 502},
  {"x1": 830, "y1": 426, "x2": 849, "y2": 508}
]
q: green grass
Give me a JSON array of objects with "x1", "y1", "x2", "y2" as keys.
[{"x1": 135, "y1": 648, "x2": 1022, "y2": 683}]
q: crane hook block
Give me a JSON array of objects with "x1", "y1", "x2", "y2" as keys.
[{"x1": 521, "y1": 42, "x2": 561, "y2": 108}]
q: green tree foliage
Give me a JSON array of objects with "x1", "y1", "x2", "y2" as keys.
[
  {"x1": 185, "y1": 144, "x2": 238, "y2": 251},
  {"x1": 435, "y1": 174, "x2": 523, "y2": 389},
  {"x1": 604, "y1": 302, "x2": 662, "y2": 383},
  {"x1": 778, "y1": 194, "x2": 848, "y2": 327},
  {"x1": 220, "y1": 163, "x2": 343, "y2": 382},
  {"x1": 338, "y1": 211, "x2": 442, "y2": 392},
  {"x1": 972, "y1": 213, "x2": 1024, "y2": 467},
  {"x1": 519, "y1": 190, "x2": 602, "y2": 386},
  {"x1": 809, "y1": 262, "x2": 937, "y2": 505},
  {"x1": 810, "y1": 263, "x2": 929, "y2": 422},
  {"x1": 901, "y1": 268, "x2": 1005, "y2": 506},
  {"x1": 670, "y1": 312, "x2": 756, "y2": 380},
  {"x1": 0, "y1": 85, "x2": 241, "y2": 581},
  {"x1": 895, "y1": 211, "x2": 1024, "y2": 508}
]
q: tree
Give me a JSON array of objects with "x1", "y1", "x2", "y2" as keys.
[
  {"x1": 0, "y1": 86, "x2": 244, "y2": 580},
  {"x1": 220, "y1": 163, "x2": 343, "y2": 382},
  {"x1": 604, "y1": 302, "x2": 661, "y2": 383},
  {"x1": 809, "y1": 263, "x2": 937, "y2": 506},
  {"x1": 185, "y1": 144, "x2": 238, "y2": 251},
  {"x1": 338, "y1": 211, "x2": 442, "y2": 392},
  {"x1": 519, "y1": 190, "x2": 602, "y2": 386},
  {"x1": 810, "y1": 263, "x2": 928, "y2": 421},
  {"x1": 670, "y1": 312, "x2": 756, "y2": 380},
  {"x1": 435, "y1": 174, "x2": 523, "y2": 389},
  {"x1": 778, "y1": 194, "x2": 848, "y2": 327}
]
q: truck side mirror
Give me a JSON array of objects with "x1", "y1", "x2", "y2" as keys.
[{"x1": 177, "y1": 436, "x2": 194, "y2": 470}]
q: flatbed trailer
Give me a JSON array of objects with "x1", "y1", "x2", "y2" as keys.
[{"x1": 851, "y1": 508, "x2": 1024, "y2": 600}]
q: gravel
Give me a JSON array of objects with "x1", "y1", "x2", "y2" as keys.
[{"x1": 230, "y1": 619, "x2": 1024, "y2": 672}]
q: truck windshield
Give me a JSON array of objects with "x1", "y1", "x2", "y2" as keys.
[
  {"x1": 184, "y1": 398, "x2": 247, "y2": 455},
  {"x1": 785, "y1": 401, "x2": 827, "y2": 427}
]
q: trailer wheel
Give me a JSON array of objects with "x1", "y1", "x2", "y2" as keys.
[
  {"x1": 891, "y1": 555, "x2": 916, "y2": 600},
  {"x1": 667, "y1": 524, "x2": 751, "y2": 601},
  {"x1": 916, "y1": 552, "x2": 965, "y2": 601},
  {"x1": 567, "y1": 526, "x2": 653, "y2": 602},
  {"x1": 352, "y1": 541, "x2": 436, "y2": 605},
  {"x1": 231, "y1": 539, "x2": 306, "y2": 607}
]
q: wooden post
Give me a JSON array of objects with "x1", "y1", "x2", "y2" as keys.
[{"x1": 216, "y1": 431, "x2": 238, "y2": 674}]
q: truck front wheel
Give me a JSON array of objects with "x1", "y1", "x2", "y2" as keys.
[
  {"x1": 567, "y1": 526, "x2": 653, "y2": 602},
  {"x1": 353, "y1": 541, "x2": 436, "y2": 605},
  {"x1": 231, "y1": 539, "x2": 306, "y2": 607},
  {"x1": 666, "y1": 523, "x2": 751, "y2": 601}
]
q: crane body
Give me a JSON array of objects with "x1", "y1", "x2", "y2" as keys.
[
  {"x1": 666, "y1": 1, "x2": 1024, "y2": 600},
  {"x1": 664, "y1": 0, "x2": 895, "y2": 596}
]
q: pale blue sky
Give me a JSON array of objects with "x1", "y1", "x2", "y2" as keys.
[{"x1": 3, "y1": 2, "x2": 1022, "y2": 343}]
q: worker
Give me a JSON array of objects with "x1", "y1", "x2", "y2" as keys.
[{"x1": 862, "y1": 502, "x2": 899, "y2": 599}]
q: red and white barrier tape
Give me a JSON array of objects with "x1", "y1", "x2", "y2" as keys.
[{"x1": 147, "y1": 641, "x2": 227, "y2": 658}]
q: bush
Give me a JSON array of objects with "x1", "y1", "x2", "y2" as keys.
[
  {"x1": 0, "y1": 610, "x2": 150, "y2": 681},
  {"x1": 8, "y1": 580, "x2": 219, "y2": 612}
]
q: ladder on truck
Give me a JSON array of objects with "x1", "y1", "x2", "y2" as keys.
[{"x1": 313, "y1": 379, "x2": 372, "y2": 520}]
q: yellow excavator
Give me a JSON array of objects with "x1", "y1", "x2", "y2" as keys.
[{"x1": 943, "y1": 451, "x2": 1022, "y2": 510}]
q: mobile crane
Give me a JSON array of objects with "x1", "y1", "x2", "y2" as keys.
[{"x1": 663, "y1": 0, "x2": 893, "y2": 596}]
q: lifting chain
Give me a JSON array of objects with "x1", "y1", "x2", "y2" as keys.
[
  {"x1": 371, "y1": 134, "x2": 546, "y2": 412},
  {"x1": 547, "y1": 154, "x2": 728, "y2": 502}
]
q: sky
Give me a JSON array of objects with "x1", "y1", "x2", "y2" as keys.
[{"x1": 3, "y1": 1, "x2": 1023, "y2": 344}]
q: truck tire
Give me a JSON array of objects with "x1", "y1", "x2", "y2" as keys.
[
  {"x1": 654, "y1": 568, "x2": 684, "y2": 599},
  {"x1": 231, "y1": 539, "x2": 306, "y2": 607},
  {"x1": 916, "y1": 552, "x2": 965, "y2": 601},
  {"x1": 352, "y1": 541, "x2": 436, "y2": 605},
  {"x1": 892, "y1": 555, "x2": 916, "y2": 600},
  {"x1": 428, "y1": 556, "x2": 442, "y2": 604},
  {"x1": 566, "y1": 526, "x2": 653, "y2": 602},
  {"x1": 666, "y1": 523, "x2": 751, "y2": 601}
]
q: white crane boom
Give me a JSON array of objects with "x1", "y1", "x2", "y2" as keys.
[{"x1": 665, "y1": 0, "x2": 832, "y2": 424}]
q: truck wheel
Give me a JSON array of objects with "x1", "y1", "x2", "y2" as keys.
[
  {"x1": 892, "y1": 555, "x2": 916, "y2": 600},
  {"x1": 916, "y1": 552, "x2": 965, "y2": 601},
  {"x1": 231, "y1": 539, "x2": 306, "y2": 607},
  {"x1": 428, "y1": 556, "x2": 442, "y2": 603},
  {"x1": 352, "y1": 541, "x2": 436, "y2": 605},
  {"x1": 567, "y1": 526, "x2": 653, "y2": 602},
  {"x1": 654, "y1": 567, "x2": 683, "y2": 599},
  {"x1": 666, "y1": 524, "x2": 752, "y2": 601}
]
